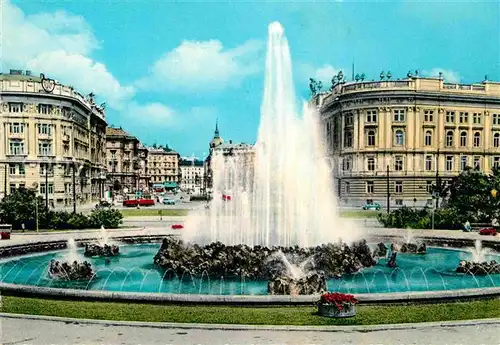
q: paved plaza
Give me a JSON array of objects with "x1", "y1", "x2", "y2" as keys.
[{"x1": 1, "y1": 315, "x2": 499, "y2": 345}]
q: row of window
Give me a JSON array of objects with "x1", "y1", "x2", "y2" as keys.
[
  {"x1": 8, "y1": 164, "x2": 85, "y2": 177},
  {"x1": 8, "y1": 140, "x2": 53, "y2": 156},
  {"x1": 344, "y1": 180, "x2": 434, "y2": 195},
  {"x1": 9, "y1": 123, "x2": 54, "y2": 135},
  {"x1": 357, "y1": 155, "x2": 489, "y2": 172},
  {"x1": 345, "y1": 129, "x2": 498, "y2": 148},
  {"x1": 341, "y1": 110, "x2": 500, "y2": 125}
]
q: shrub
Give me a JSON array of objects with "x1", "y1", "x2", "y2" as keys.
[
  {"x1": 66, "y1": 213, "x2": 90, "y2": 229},
  {"x1": 377, "y1": 206, "x2": 462, "y2": 230},
  {"x1": 87, "y1": 207, "x2": 123, "y2": 229}
]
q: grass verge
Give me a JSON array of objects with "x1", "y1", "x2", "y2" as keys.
[
  {"x1": 120, "y1": 209, "x2": 188, "y2": 217},
  {"x1": 119, "y1": 208, "x2": 378, "y2": 219},
  {"x1": 2, "y1": 296, "x2": 499, "y2": 325},
  {"x1": 340, "y1": 210, "x2": 380, "y2": 219}
]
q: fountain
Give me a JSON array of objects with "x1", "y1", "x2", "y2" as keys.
[
  {"x1": 183, "y1": 21, "x2": 362, "y2": 248},
  {"x1": 456, "y1": 240, "x2": 500, "y2": 275},
  {"x1": 47, "y1": 238, "x2": 93, "y2": 280},
  {"x1": 84, "y1": 226, "x2": 120, "y2": 257},
  {"x1": 1, "y1": 22, "x2": 500, "y2": 299}
]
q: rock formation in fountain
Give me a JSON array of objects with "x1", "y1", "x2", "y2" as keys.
[
  {"x1": 373, "y1": 242, "x2": 388, "y2": 258},
  {"x1": 183, "y1": 21, "x2": 362, "y2": 247},
  {"x1": 84, "y1": 243, "x2": 119, "y2": 257},
  {"x1": 391, "y1": 242, "x2": 427, "y2": 254},
  {"x1": 267, "y1": 272, "x2": 326, "y2": 295},
  {"x1": 48, "y1": 259, "x2": 93, "y2": 280},
  {"x1": 154, "y1": 237, "x2": 377, "y2": 291},
  {"x1": 456, "y1": 260, "x2": 500, "y2": 275}
]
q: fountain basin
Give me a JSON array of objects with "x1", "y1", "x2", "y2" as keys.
[{"x1": 1, "y1": 238, "x2": 499, "y2": 301}]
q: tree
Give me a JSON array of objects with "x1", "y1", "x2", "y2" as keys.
[
  {"x1": 0, "y1": 188, "x2": 48, "y2": 229},
  {"x1": 446, "y1": 168, "x2": 500, "y2": 222}
]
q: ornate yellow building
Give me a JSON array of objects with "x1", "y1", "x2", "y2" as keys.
[
  {"x1": 147, "y1": 147, "x2": 180, "y2": 186},
  {"x1": 314, "y1": 75, "x2": 500, "y2": 208},
  {"x1": 0, "y1": 70, "x2": 107, "y2": 207}
]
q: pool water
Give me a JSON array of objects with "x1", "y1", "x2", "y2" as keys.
[{"x1": 0, "y1": 243, "x2": 498, "y2": 295}]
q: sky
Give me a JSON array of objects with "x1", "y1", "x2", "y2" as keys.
[{"x1": 3, "y1": 0, "x2": 500, "y2": 157}]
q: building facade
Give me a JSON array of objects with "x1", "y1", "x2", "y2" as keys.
[
  {"x1": 147, "y1": 147, "x2": 180, "y2": 186},
  {"x1": 314, "y1": 75, "x2": 500, "y2": 207},
  {"x1": 136, "y1": 144, "x2": 150, "y2": 190},
  {"x1": 0, "y1": 70, "x2": 107, "y2": 206},
  {"x1": 105, "y1": 127, "x2": 142, "y2": 194},
  {"x1": 179, "y1": 158, "x2": 204, "y2": 195}
]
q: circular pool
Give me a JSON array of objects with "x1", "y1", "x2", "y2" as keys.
[{"x1": 1, "y1": 243, "x2": 499, "y2": 294}]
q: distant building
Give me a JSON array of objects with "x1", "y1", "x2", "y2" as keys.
[
  {"x1": 179, "y1": 157, "x2": 204, "y2": 195},
  {"x1": 204, "y1": 120, "x2": 255, "y2": 196},
  {"x1": 147, "y1": 146, "x2": 180, "y2": 188},
  {"x1": 105, "y1": 126, "x2": 141, "y2": 194},
  {"x1": 313, "y1": 73, "x2": 500, "y2": 207},
  {"x1": 0, "y1": 70, "x2": 107, "y2": 206}
]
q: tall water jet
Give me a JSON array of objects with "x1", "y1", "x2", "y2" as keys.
[
  {"x1": 65, "y1": 238, "x2": 79, "y2": 263},
  {"x1": 184, "y1": 22, "x2": 361, "y2": 247},
  {"x1": 99, "y1": 225, "x2": 109, "y2": 246},
  {"x1": 471, "y1": 239, "x2": 488, "y2": 263}
]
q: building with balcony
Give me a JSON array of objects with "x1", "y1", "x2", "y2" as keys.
[
  {"x1": 179, "y1": 157, "x2": 204, "y2": 195},
  {"x1": 105, "y1": 126, "x2": 145, "y2": 194},
  {"x1": 147, "y1": 146, "x2": 180, "y2": 187},
  {"x1": 0, "y1": 69, "x2": 107, "y2": 206},
  {"x1": 313, "y1": 73, "x2": 500, "y2": 208}
]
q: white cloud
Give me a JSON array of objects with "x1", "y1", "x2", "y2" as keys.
[
  {"x1": 137, "y1": 39, "x2": 264, "y2": 93},
  {"x1": 127, "y1": 102, "x2": 176, "y2": 125},
  {"x1": 299, "y1": 63, "x2": 345, "y2": 88},
  {"x1": 422, "y1": 68, "x2": 461, "y2": 83},
  {"x1": 2, "y1": 0, "x2": 134, "y2": 108}
]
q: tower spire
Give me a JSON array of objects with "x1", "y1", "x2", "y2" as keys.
[{"x1": 214, "y1": 118, "x2": 220, "y2": 138}]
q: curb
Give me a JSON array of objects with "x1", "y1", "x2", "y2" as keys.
[{"x1": 1, "y1": 313, "x2": 499, "y2": 332}]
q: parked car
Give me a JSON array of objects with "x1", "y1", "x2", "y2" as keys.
[
  {"x1": 479, "y1": 228, "x2": 497, "y2": 236},
  {"x1": 162, "y1": 198, "x2": 176, "y2": 205},
  {"x1": 362, "y1": 202, "x2": 381, "y2": 211}
]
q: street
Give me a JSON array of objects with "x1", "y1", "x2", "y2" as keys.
[{"x1": 1, "y1": 316, "x2": 499, "y2": 345}]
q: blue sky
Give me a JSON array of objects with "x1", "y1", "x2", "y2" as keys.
[{"x1": 4, "y1": 0, "x2": 500, "y2": 157}]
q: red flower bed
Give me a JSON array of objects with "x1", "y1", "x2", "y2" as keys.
[
  {"x1": 479, "y1": 228, "x2": 497, "y2": 236},
  {"x1": 318, "y1": 292, "x2": 358, "y2": 311},
  {"x1": 171, "y1": 224, "x2": 184, "y2": 230},
  {"x1": 1, "y1": 232, "x2": 11, "y2": 240}
]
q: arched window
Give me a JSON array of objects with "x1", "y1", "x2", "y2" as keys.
[
  {"x1": 494, "y1": 133, "x2": 500, "y2": 148},
  {"x1": 367, "y1": 130, "x2": 376, "y2": 146},
  {"x1": 460, "y1": 131, "x2": 467, "y2": 147},
  {"x1": 395, "y1": 130, "x2": 405, "y2": 145},
  {"x1": 446, "y1": 131, "x2": 454, "y2": 147},
  {"x1": 474, "y1": 132, "x2": 481, "y2": 147},
  {"x1": 425, "y1": 131, "x2": 432, "y2": 146}
]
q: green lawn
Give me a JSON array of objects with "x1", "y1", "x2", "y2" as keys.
[
  {"x1": 2, "y1": 296, "x2": 499, "y2": 325},
  {"x1": 120, "y1": 209, "x2": 188, "y2": 217},
  {"x1": 340, "y1": 210, "x2": 380, "y2": 218},
  {"x1": 119, "y1": 208, "x2": 378, "y2": 219}
]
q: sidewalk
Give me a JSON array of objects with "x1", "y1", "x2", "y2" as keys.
[{"x1": 1, "y1": 314, "x2": 499, "y2": 345}]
